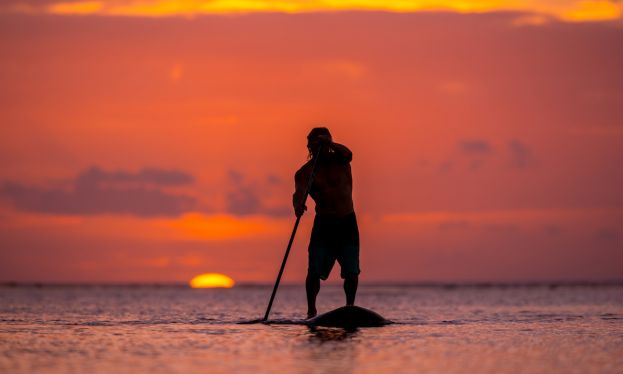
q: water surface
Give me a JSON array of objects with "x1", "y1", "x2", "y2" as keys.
[{"x1": 1, "y1": 284, "x2": 622, "y2": 373}]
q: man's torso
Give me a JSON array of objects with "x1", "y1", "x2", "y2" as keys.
[{"x1": 299, "y1": 153, "x2": 354, "y2": 217}]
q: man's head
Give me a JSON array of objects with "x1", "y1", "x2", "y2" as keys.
[{"x1": 307, "y1": 127, "x2": 332, "y2": 158}]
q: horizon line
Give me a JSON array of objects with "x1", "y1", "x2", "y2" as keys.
[{"x1": 3, "y1": 280, "x2": 623, "y2": 288}]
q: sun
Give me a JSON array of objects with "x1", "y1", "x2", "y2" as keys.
[{"x1": 189, "y1": 273, "x2": 235, "y2": 288}]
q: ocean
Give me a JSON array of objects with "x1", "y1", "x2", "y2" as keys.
[{"x1": 1, "y1": 284, "x2": 622, "y2": 373}]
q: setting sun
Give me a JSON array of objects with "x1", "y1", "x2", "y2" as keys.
[{"x1": 189, "y1": 273, "x2": 236, "y2": 288}]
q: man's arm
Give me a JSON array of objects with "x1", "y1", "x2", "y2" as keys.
[
  {"x1": 328, "y1": 142, "x2": 352, "y2": 162},
  {"x1": 316, "y1": 134, "x2": 352, "y2": 162},
  {"x1": 293, "y1": 168, "x2": 308, "y2": 217}
]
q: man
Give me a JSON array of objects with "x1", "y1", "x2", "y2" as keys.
[{"x1": 293, "y1": 127, "x2": 360, "y2": 319}]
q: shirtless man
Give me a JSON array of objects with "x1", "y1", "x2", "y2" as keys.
[{"x1": 293, "y1": 127, "x2": 360, "y2": 319}]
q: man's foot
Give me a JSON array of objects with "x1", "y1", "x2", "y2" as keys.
[{"x1": 307, "y1": 309, "x2": 317, "y2": 319}]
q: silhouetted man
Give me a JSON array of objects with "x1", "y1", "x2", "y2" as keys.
[{"x1": 293, "y1": 127, "x2": 360, "y2": 319}]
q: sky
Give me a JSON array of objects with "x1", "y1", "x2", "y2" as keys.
[{"x1": 0, "y1": 0, "x2": 622, "y2": 284}]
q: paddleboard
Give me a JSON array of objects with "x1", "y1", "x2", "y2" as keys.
[{"x1": 306, "y1": 305, "x2": 391, "y2": 328}]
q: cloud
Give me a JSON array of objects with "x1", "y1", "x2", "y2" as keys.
[
  {"x1": 453, "y1": 139, "x2": 494, "y2": 171},
  {"x1": 508, "y1": 139, "x2": 532, "y2": 168},
  {"x1": 227, "y1": 170, "x2": 245, "y2": 185},
  {"x1": 440, "y1": 139, "x2": 534, "y2": 172},
  {"x1": 0, "y1": 166, "x2": 197, "y2": 217},
  {"x1": 225, "y1": 170, "x2": 290, "y2": 217},
  {"x1": 226, "y1": 170, "x2": 259, "y2": 215},
  {"x1": 594, "y1": 227, "x2": 620, "y2": 241},
  {"x1": 459, "y1": 139, "x2": 493, "y2": 154},
  {"x1": 227, "y1": 186, "x2": 262, "y2": 215},
  {"x1": 77, "y1": 166, "x2": 194, "y2": 187},
  {"x1": 266, "y1": 174, "x2": 282, "y2": 185}
]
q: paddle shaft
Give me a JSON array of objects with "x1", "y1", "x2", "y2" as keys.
[{"x1": 263, "y1": 145, "x2": 323, "y2": 321}]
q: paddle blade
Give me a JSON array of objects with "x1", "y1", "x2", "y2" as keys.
[{"x1": 236, "y1": 318, "x2": 267, "y2": 325}]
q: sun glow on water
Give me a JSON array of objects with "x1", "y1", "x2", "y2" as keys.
[{"x1": 189, "y1": 273, "x2": 235, "y2": 288}]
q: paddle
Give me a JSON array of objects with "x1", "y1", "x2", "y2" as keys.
[{"x1": 262, "y1": 145, "x2": 323, "y2": 322}]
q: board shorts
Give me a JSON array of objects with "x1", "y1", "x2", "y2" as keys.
[{"x1": 308, "y1": 212, "x2": 360, "y2": 280}]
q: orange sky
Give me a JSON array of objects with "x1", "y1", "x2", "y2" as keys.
[{"x1": 0, "y1": 1, "x2": 622, "y2": 283}]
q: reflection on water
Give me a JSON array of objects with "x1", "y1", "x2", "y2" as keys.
[
  {"x1": 303, "y1": 327, "x2": 359, "y2": 374},
  {"x1": 307, "y1": 326, "x2": 358, "y2": 341},
  {"x1": 0, "y1": 284, "x2": 622, "y2": 373}
]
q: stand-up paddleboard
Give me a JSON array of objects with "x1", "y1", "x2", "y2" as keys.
[{"x1": 306, "y1": 306, "x2": 391, "y2": 328}]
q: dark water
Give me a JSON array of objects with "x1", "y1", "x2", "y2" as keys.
[{"x1": 1, "y1": 284, "x2": 622, "y2": 373}]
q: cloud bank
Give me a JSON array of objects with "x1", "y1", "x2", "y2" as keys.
[{"x1": 0, "y1": 166, "x2": 197, "y2": 217}]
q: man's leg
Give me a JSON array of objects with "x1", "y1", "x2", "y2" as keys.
[
  {"x1": 344, "y1": 274, "x2": 358, "y2": 306},
  {"x1": 339, "y1": 240, "x2": 360, "y2": 306},
  {"x1": 306, "y1": 273, "x2": 320, "y2": 318}
]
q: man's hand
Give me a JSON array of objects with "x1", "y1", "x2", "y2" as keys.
[{"x1": 295, "y1": 204, "x2": 307, "y2": 217}]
